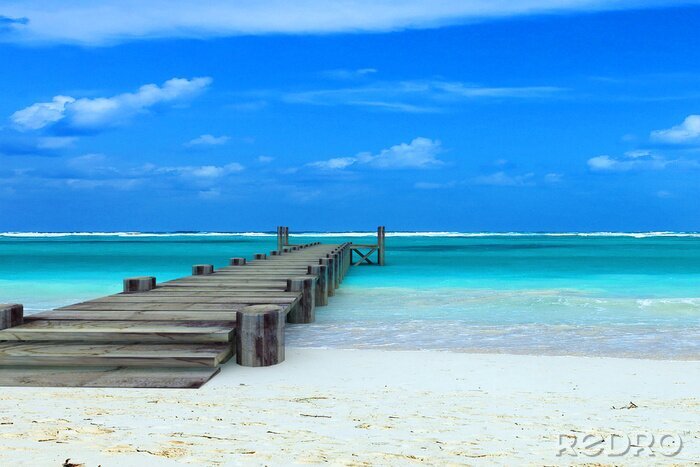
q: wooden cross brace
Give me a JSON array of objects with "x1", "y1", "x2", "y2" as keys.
[{"x1": 351, "y1": 247, "x2": 377, "y2": 266}]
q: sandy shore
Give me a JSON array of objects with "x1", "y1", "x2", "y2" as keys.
[{"x1": 0, "y1": 348, "x2": 698, "y2": 465}]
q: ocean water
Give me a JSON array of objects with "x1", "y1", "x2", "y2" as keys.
[{"x1": 1, "y1": 232, "x2": 700, "y2": 359}]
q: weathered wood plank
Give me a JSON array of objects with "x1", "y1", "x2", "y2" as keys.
[
  {"x1": 0, "y1": 366, "x2": 221, "y2": 388},
  {"x1": 0, "y1": 320, "x2": 234, "y2": 343},
  {"x1": 59, "y1": 298, "x2": 297, "y2": 311},
  {"x1": 27, "y1": 310, "x2": 250, "y2": 321},
  {"x1": 0, "y1": 343, "x2": 234, "y2": 367}
]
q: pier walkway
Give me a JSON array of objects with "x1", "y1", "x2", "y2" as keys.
[{"x1": 0, "y1": 228, "x2": 384, "y2": 388}]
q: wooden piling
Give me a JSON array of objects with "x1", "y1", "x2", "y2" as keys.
[
  {"x1": 327, "y1": 252, "x2": 340, "y2": 289},
  {"x1": 235, "y1": 305, "x2": 285, "y2": 367},
  {"x1": 378, "y1": 226, "x2": 386, "y2": 266},
  {"x1": 0, "y1": 304, "x2": 23, "y2": 330},
  {"x1": 123, "y1": 277, "x2": 156, "y2": 293},
  {"x1": 286, "y1": 276, "x2": 316, "y2": 323},
  {"x1": 230, "y1": 257, "x2": 247, "y2": 266},
  {"x1": 320, "y1": 257, "x2": 335, "y2": 297},
  {"x1": 308, "y1": 264, "x2": 328, "y2": 306},
  {"x1": 192, "y1": 264, "x2": 214, "y2": 275},
  {"x1": 276, "y1": 226, "x2": 284, "y2": 251},
  {"x1": 254, "y1": 253, "x2": 267, "y2": 260}
]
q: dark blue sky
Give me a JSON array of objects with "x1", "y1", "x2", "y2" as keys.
[{"x1": 1, "y1": 1, "x2": 700, "y2": 232}]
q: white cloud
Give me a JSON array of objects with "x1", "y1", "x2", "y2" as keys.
[
  {"x1": 323, "y1": 68, "x2": 378, "y2": 80},
  {"x1": 1, "y1": 1, "x2": 693, "y2": 45},
  {"x1": 187, "y1": 134, "x2": 230, "y2": 146},
  {"x1": 309, "y1": 137, "x2": 443, "y2": 170},
  {"x1": 309, "y1": 157, "x2": 358, "y2": 170},
  {"x1": 587, "y1": 151, "x2": 673, "y2": 172},
  {"x1": 414, "y1": 181, "x2": 456, "y2": 189},
  {"x1": 283, "y1": 80, "x2": 562, "y2": 112},
  {"x1": 650, "y1": 115, "x2": 700, "y2": 144},
  {"x1": 11, "y1": 96, "x2": 75, "y2": 131},
  {"x1": 257, "y1": 156, "x2": 274, "y2": 164},
  {"x1": 11, "y1": 77, "x2": 211, "y2": 132},
  {"x1": 544, "y1": 172, "x2": 564, "y2": 183},
  {"x1": 155, "y1": 163, "x2": 244, "y2": 178},
  {"x1": 474, "y1": 171, "x2": 535, "y2": 186}
]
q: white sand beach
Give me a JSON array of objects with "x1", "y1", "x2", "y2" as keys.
[{"x1": 0, "y1": 348, "x2": 698, "y2": 466}]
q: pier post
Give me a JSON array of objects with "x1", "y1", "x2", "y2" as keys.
[
  {"x1": 320, "y1": 257, "x2": 335, "y2": 297},
  {"x1": 286, "y1": 276, "x2": 316, "y2": 323},
  {"x1": 284, "y1": 226, "x2": 289, "y2": 246},
  {"x1": 192, "y1": 264, "x2": 214, "y2": 275},
  {"x1": 270, "y1": 250, "x2": 281, "y2": 256},
  {"x1": 254, "y1": 253, "x2": 267, "y2": 260},
  {"x1": 308, "y1": 264, "x2": 328, "y2": 306},
  {"x1": 378, "y1": 226, "x2": 386, "y2": 266},
  {"x1": 230, "y1": 257, "x2": 247, "y2": 266},
  {"x1": 236, "y1": 305, "x2": 285, "y2": 367},
  {"x1": 0, "y1": 304, "x2": 23, "y2": 330},
  {"x1": 277, "y1": 226, "x2": 284, "y2": 251},
  {"x1": 327, "y1": 252, "x2": 340, "y2": 289},
  {"x1": 123, "y1": 276, "x2": 156, "y2": 293}
]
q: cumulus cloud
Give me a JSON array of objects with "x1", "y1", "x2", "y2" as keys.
[
  {"x1": 309, "y1": 137, "x2": 443, "y2": 170},
  {"x1": 651, "y1": 115, "x2": 700, "y2": 144},
  {"x1": 1, "y1": 1, "x2": 693, "y2": 45},
  {"x1": 11, "y1": 96, "x2": 75, "y2": 131},
  {"x1": 186, "y1": 134, "x2": 230, "y2": 146},
  {"x1": 11, "y1": 77, "x2": 212, "y2": 133}
]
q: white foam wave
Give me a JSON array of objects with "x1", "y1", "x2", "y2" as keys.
[{"x1": 1, "y1": 231, "x2": 699, "y2": 238}]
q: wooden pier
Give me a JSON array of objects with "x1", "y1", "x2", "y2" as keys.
[{"x1": 0, "y1": 227, "x2": 385, "y2": 389}]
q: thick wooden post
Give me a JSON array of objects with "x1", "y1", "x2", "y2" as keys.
[
  {"x1": 286, "y1": 276, "x2": 316, "y2": 323},
  {"x1": 236, "y1": 305, "x2": 285, "y2": 367},
  {"x1": 308, "y1": 264, "x2": 328, "y2": 306},
  {"x1": 378, "y1": 226, "x2": 386, "y2": 266},
  {"x1": 123, "y1": 276, "x2": 156, "y2": 293},
  {"x1": 320, "y1": 257, "x2": 335, "y2": 297},
  {"x1": 284, "y1": 226, "x2": 289, "y2": 246},
  {"x1": 230, "y1": 257, "x2": 247, "y2": 266},
  {"x1": 254, "y1": 253, "x2": 267, "y2": 260},
  {"x1": 277, "y1": 226, "x2": 284, "y2": 251},
  {"x1": 192, "y1": 264, "x2": 214, "y2": 275},
  {"x1": 327, "y1": 252, "x2": 340, "y2": 289},
  {"x1": 0, "y1": 304, "x2": 23, "y2": 330},
  {"x1": 270, "y1": 250, "x2": 281, "y2": 256}
]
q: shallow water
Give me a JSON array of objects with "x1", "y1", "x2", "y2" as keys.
[{"x1": 1, "y1": 233, "x2": 699, "y2": 358}]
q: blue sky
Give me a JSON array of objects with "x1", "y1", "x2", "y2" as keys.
[{"x1": 1, "y1": 1, "x2": 700, "y2": 232}]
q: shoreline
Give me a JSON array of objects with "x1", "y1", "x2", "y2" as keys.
[{"x1": 1, "y1": 348, "x2": 698, "y2": 465}]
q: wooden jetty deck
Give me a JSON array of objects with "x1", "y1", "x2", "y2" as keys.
[{"x1": 0, "y1": 227, "x2": 385, "y2": 389}]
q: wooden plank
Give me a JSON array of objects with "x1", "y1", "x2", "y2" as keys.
[
  {"x1": 0, "y1": 342, "x2": 233, "y2": 367},
  {"x1": 59, "y1": 299, "x2": 297, "y2": 311},
  {"x1": 0, "y1": 366, "x2": 221, "y2": 388},
  {"x1": 0, "y1": 320, "x2": 235, "y2": 343},
  {"x1": 76, "y1": 292, "x2": 299, "y2": 303},
  {"x1": 147, "y1": 289, "x2": 287, "y2": 295},
  {"x1": 27, "y1": 310, "x2": 250, "y2": 321}
]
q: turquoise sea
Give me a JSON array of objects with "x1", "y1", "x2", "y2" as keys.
[{"x1": 1, "y1": 232, "x2": 700, "y2": 359}]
